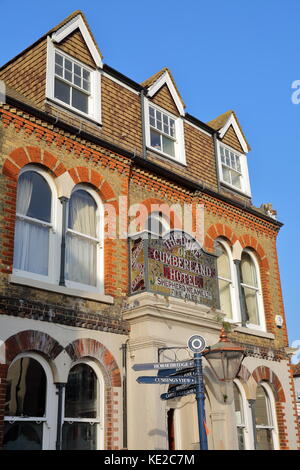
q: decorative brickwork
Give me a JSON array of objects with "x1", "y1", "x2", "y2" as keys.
[{"x1": 4, "y1": 330, "x2": 63, "y2": 365}]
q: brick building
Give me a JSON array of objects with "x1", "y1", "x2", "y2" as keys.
[{"x1": 0, "y1": 11, "x2": 299, "y2": 450}]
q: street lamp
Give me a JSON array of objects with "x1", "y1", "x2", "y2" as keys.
[
  {"x1": 203, "y1": 328, "x2": 245, "y2": 382},
  {"x1": 188, "y1": 329, "x2": 245, "y2": 450}
]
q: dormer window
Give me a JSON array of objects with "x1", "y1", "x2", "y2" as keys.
[
  {"x1": 217, "y1": 142, "x2": 251, "y2": 196},
  {"x1": 149, "y1": 106, "x2": 176, "y2": 158},
  {"x1": 144, "y1": 102, "x2": 186, "y2": 165},
  {"x1": 54, "y1": 52, "x2": 91, "y2": 114},
  {"x1": 46, "y1": 39, "x2": 101, "y2": 124}
]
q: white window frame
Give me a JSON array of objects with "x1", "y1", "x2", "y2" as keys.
[
  {"x1": 233, "y1": 380, "x2": 252, "y2": 450},
  {"x1": 13, "y1": 165, "x2": 62, "y2": 285},
  {"x1": 4, "y1": 352, "x2": 57, "y2": 451},
  {"x1": 62, "y1": 359, "x2": 105, "y2": 450},
  {"x1": 255, "y1": 382, "x2": 279, "y2": 450},
  {"x1": 65, "y1": 184, "x2": 104, "y2": 294},
  {"x1": 144, "y1": 100, "x2": 186, "y2": 165},
  {"x1": 240, "y1": 249, "x2": 266, "y2": 332},
  {"x1": 217, "y1": 141, "x2": 251, "y2": 197},
  {"x1": 46, "y1": 38, "x2": 101, "y2": 124},
  {"x1": 216, "y1": 239, "x2": 239, "y2": 323}
]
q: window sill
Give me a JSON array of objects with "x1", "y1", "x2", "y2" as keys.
[
  {"x1": 220, "y1": 181, "x2": 251, "y2": 199},
  {"x1": 146, "y1": 147, "x2": 187, "y2": 167},
  {"x1": 9, "y1": 274, "x2": 114, "y2": 304},
  {"x1": 233, "y1": 325, "x2": 275, "y2": 340},
  {"x1": 45, "y1": 98, "x2": 102, "y2": 127}
]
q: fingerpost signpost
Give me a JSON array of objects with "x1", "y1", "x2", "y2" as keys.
[{"x1": 133, "y1": 334, "x2": 208, "y2": 450}]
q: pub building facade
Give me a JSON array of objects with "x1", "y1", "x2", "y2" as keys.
[{"x1": 0, "y1": 11, "x2": 299, "y2": 451}]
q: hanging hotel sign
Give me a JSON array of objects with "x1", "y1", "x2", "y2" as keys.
[{"x1": 129, "y1": 230, "x2": 220, "y2": 308}]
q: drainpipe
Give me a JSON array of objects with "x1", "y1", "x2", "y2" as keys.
[
  {"x1": 55, "y1": 383, "x2": 66, "y2": 450},
  {"x1": 59, "y1": 196, "x2": 69, "y2": 286},
  {"x1": 140, "y1": 88, "x2": 147, "y2": 159},
  {"x1": 122, "y1": 341, "x2": 129, "y2": 449},
  {"x1": 213, "y1": 132, "x2": 221, "y2": 192}
]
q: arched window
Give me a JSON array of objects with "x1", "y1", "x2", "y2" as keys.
[
  {"x1": 146, "y1": 211, "x2": 170, "y2": 238},
  {"x1": 62, "y1": 362, "x2": 103, "y2": 450},
  {"x1": 255, "y1": 384, "x2": 278, "y2": 450},
  {"x1": 216, "y1": 240, "x2": 235, "y2": 320},
  {"x1": 3, "y1": 354, "x2": 54, "y2": 450},
  {"x1": 13, "y1": 167, "x2": 57, "y2": 280},
  {"x1": 65, "y1": 187, "x2": 103, "y2": 290},
  {"x1": 240, "y1": 250, "x2": 264, "y2": 329}
]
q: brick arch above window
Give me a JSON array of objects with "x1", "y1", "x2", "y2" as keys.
[
  {"x1": 252, "y1": 366, "x2": 285, "y2": 402},
  {"x1": 4, "y1": 330, "x2": 64, "y2": 366},
  {"x1": 65, "y1": 338, "x2": 121, "y2": 387},
  {"x1": 140, "y1": 197, "x2": 183, "y2": 231},
  {"x1": 68, "y1": 167, "x2": 118, "y2": 213},
  {"x1": 238, "y1": 234, "x2": 269, "y2": 270},
  {"x1": 2, "y1": 146, "x2": 66, "y2": 180},
  {"x1": 204, "y1": 223, "x2": 238, "y2": 252}
]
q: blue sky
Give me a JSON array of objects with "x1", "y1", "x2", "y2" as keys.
[{"x1": 1, "y1": 0, "x2": 299, "y2": 351}]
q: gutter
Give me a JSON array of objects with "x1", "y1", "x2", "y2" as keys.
[{"x1": 2, "y1": 94, "x2": 283, "y2": 228}]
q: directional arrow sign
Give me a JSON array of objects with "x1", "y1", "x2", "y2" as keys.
[
  {"x1": 160, "y1": 387, "x2": 197, "y2": 401},
  {"x1": 137, "y1": 376, "x2": 196, "y2": 385},
  {"x1": 132, "y1": 360, "x2": 194, "y2": 372}
]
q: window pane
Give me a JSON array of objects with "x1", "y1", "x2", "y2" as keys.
[
  {"x1": 55, "y1": 64, "x2": 63, "y2": 77},
  {"x1": 217, "y1": 243, "x2": 231, "y2": 279},
  {"x1": 65, "y1": 59, "x2": 72, "y2": 71},
  {"x1": 68, "y1": 190, "x2": 97, "y2": 237},
  {"x1": 222, "y1": 166, "x2": 231, "y2": 184},
  {"x1": 65, "y1": 364, "x2": 98, "y2": 419},
  {"x1": 55, "y1": 78, "x2": 70, "y2": 105},
  {"x1": 72, "y1": 88, "x2": 88, "y2": 113},
  {"x1": 82, "y1": 79, "x2": 90, "y2": 92},
  {"x1": 66, "y1": 233, "x2": 97, "y2": 285},
  {"x1": 150, "y1": 129, "x2": 161, "y2": 151},
  {"x1": 55, "y1": 53, "x2": 63, "y2": 66},
  {"x1": 74, "y1": 64, "x2": 81, "y2": 76},
  {"x1": 5, "y1": 358, "x2": 46, "y2": 417},
  {"x1": 218, "y1": 279, "x2": 232, "y2": 319},
  {"x1": 231, "y1": 170, "x2": 241, "y2": 189},
  {"x1": 242, "y1": 286, "x2": 259, "y2": 324},
  {"x1": 256, "y1": 429, "x2": 274, "y2": 450},
  {"x1": 3, "y1": 422, "x2": 43, "y2": 450},
  {"x1": 162, "y1": 135, "x2": 175, "y2": 157},
  {"x1": 256, "y1": 385, "x2": 270, "y2": 426},
  {"x1": 13, "y1": 220, "x2": 49, "y2": 275},
  {"x1": 62, "y1": 422, "x2": 97, "y2": 450},
  {"x1": 17, "y1": 172, "x2": 51, "y2": 222},
  {"x1": 74, "y1": 74, "x2": 81, "y2": 87},
  {"x1": 64, "y1": 69, "x2": 72, "y2": 83},
  {"x1": 241, "y1": 253, "x2": 258, "y2": 287},
  {"x1": 83, "y1": 69, "x2": 90, "y2": 80}
]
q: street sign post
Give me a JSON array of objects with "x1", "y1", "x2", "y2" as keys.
[
  {"x1": 132, "y1": 360, "x2": 194, "y2": 371},
  {"x1": 160, "y1": 387, "x2": 196, "y2": 401},
  {"x1": 133, "y1": 334, "x2": 209, "y2": 450},
  {"x1": 137, "y1": 376, "x2": 196, "y2": 385}
]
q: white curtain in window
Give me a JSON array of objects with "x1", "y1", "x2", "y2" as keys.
[
  {"x1": 66, "y1": 191, "x2": 97, "y2": 286},
  {"x1": 13, "y1": 173, "x2": 49, "y2": 276}
]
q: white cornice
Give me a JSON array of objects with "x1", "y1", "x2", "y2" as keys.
[{"x1": 51, "y1": 14, "x2": 103, "y2": 68}]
